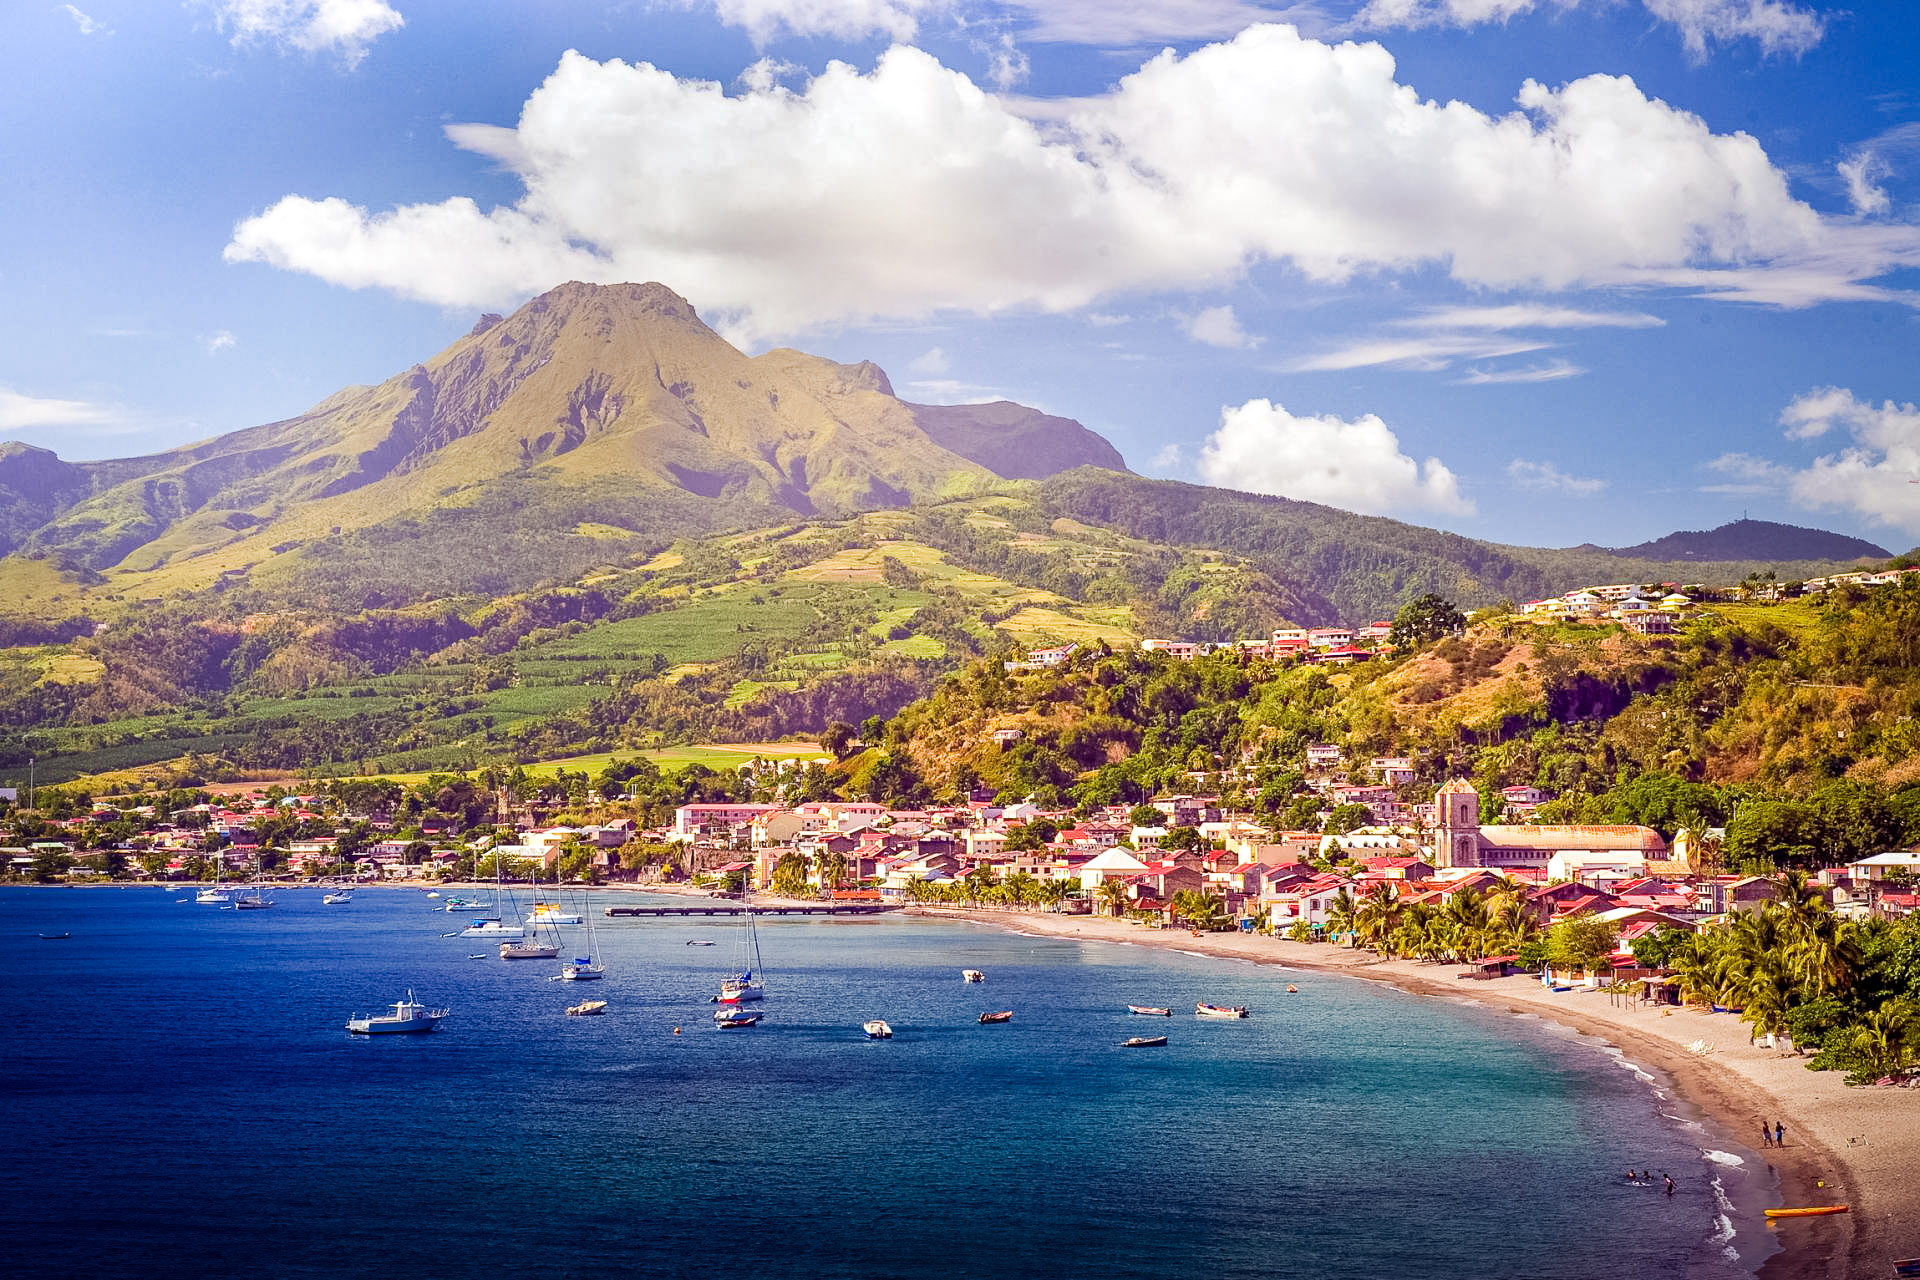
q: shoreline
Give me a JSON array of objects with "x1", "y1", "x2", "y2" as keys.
[{"x1": 909, "y1": 907, "x2": 1916, "y2": 1280}]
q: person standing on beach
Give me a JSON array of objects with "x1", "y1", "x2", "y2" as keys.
[
  {"x1": 1774, "y1": 1122, "x2": 1785, "y2": 1148},
  {"x1": 1761, "y1": 1121, "x2": 1773, "y2": 1147}
]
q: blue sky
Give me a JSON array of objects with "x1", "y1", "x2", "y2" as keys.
[{"x1": 4, "y1": 0, "x2": 1919, "y2": 551}]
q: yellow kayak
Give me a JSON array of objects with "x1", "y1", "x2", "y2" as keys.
[{"x1": 1764, "y1": 1205, "x2": 1849, "y2": 1219}]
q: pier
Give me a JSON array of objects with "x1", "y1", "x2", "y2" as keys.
[{"x1": 603, "y1": 903, "x2": 901, "y2": 917}]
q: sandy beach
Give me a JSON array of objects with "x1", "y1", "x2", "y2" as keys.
[{"x1": 909, "y1": 906, "x2": 1918, "y2": 1280}]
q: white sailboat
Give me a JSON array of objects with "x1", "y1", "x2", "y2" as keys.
[
  {"x1": 560, "y1": 886, "x2": 605, "y2": 982},
  {"x1": 196, "y1": 858, "x2": 231, "y2": 904},
  {"x1": 715, "y1": 880, "x2": 765, "y2": 1004},
  {"x1": 459, "y1": 848, "x2": 526, "y2": 939}
]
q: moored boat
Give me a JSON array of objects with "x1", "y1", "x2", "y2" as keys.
[
  {"x1": 978, "y1": 1010, "x2": 1012, "y2": 1024},
  {"x1": 714, "y1": 1009, "x2": 761, "y2": 1028},
  {"x1": 346, "y1": 991, "x2": 448, "y2": 1035},
  {"x1": 1128, "y1": 1005, "x2": 1173, "y2": 1016},
  {"x1": 526, "y1": 902, "x2": 584, "y2": 925},
  {"x1": 1121, "y1": 1035, "x2": 1168, "y2": 1048},
  {"x1": 323, "y1": 890, "x2": 353, "y2": 905},
  {"x1": 233, "y1": 887, "x2": 275, "y2": 910},
  {"x1": 962, "y1": 969, "x2": 985, "y2": 982},
  {"x1": 561, "y1": 959, "x2": 605, "y2": 981},
  {"x1": 863, "y1": 1020, "x2": 893, "y2": 1039},
  {"x1": 1196, "y1": 1003, "x2": 1250, "y2": 1019},
  {"x1": 1763, "y1": 1206, "x2": 1849, "y2": 1219},
  {"x1": 195, "y1": 887, "x2": 232, "y2": 904},
  {"x1": 500, "y1": 939, "x2": 559, "y2": 960},
  {"x1": 460, "y1": 919, "x2": 525, "y2": 940},
  {"x1": 565, "y1": 999, "x2": 608, "y2": 1017}
]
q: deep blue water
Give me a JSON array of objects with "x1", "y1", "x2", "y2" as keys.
[{"x1": 0, "y1": 888, "x2": 1767, "y2": 1279}]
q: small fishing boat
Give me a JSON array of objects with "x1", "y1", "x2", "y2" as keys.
[
  {"x1": 962, "y1": 969, "x2": 985, "y2": 983},
  {"x1": 1286, "y1": 984, "x2": 1299, "y2": 994},
  {"x1": 686, "y1": 939, "x2": 716, "y2": 946},
  {"x1": 1763, "y1": 1206, "x2": 1849, "y2": 1219},
  {"x1": 526, "y1": 902, "x2": 584, "y2": 925},
  {"x1": 346, "y1": 991, "x2": 448, "y2": 1035},
  {"x1": 1121, "y1": 1035, "x2": 1168, "y2": 1048},
  {"x1": 978, "y1": 1011, "x2": 1012, "y2": 1024},
  {"x1": 500, "y1": 939, "x2": 559, "y2": 960},
  {"x1": 1128, "y1": 1005, "x2": 1173, "y2": 1017},
  {"x1": 322, "y1": 890, "x2": 353, "y2": 905},
  {"x1": 714, "y1": 1009, "x2": 761, "y2": 1028},
  {"x1": 1196, "y1": 1003, "x2": 1250, "y2": 1019},
  {"x1": 863, "y1": 1020, "x2": 893, "y2": 1039},
  {"x1": 565, "y1": 999, "x2": 608, "y2": 1017}
]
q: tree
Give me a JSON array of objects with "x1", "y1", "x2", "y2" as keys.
[
  {"x1": 821, "y1": 722, "x2": 858, "y2": 759},
  {"x1": 1161, "y1": 825, "x2": 1202, "y2": 851},
  {"x1": 1324, "y1": 803, "x2": 1372, "y2": 835},
  {"x1": 1128, "y1": 804, "x2": 1164, "y2": 828},
  {"x1": 1097, "y1": 878, "x2": 1131, "y2": 918},
  {"x1": 1388, "y1": 594, "x2": 1466, "y2": 649},
  {"x1": 1546, "y1": 912, "x2": 1620, "y2": 976}
]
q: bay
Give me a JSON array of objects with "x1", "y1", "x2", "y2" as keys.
[{"x1": 0, "y1": 888, "x2": 1754, "y2": 1279}]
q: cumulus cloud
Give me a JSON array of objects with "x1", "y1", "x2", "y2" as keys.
[
  {"x1": 1716, "y1": 389, "x2": 1920, "y2": 532},
  {"x1": 1180, "y1": 305, "x2": 1260, "y2": 349},
  {"x1": 0, "y1": 387, "x2": 121, "y2": 432},
  {"x1": 209, "y1": 0, "x2": 403, "y2": 66},
  {"x1": 1507, "y1": 457, "x2": 1606, "y2": 493},
  {"x1": 61, "y1": 4, "x2": 109, "y2": 35},
  {"x1": 1198, "y1": 398, "x2": 1473, "y2": 516},
  {"x1": 1357, "y1": 0, "x2": 1824, "y2": 59},
  {"x1": 225, "y1": 29, "x2": 1917, "y2": 342}
]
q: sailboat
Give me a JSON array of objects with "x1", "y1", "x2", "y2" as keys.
[
  {"x1": 196, "y1": 859, "x2": 231, "y2": 904},
  {"x1": 502, "y1": 864, "x2": 562, "y2": 959},
  {"x1": 459, "y1": 848, "x2": 525, "y2": 940},
  {"x1": 714, "y1": 877, "x2": 765, "y2": 1004},
  {"x1": 560, "y1": 885, "x2": 605, "y2": 982}
]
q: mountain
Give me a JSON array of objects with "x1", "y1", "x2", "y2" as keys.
[
  {"x1": 0, "y1": 282, "x2": 1124, "y2": 601},
  {"x1": 1602, "y1": 519, "x2": 1890, "y2": 563}
]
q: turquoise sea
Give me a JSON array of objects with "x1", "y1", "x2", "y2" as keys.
[{"x1": 0, "y1": 888, "x2": 1774, "y2": 1279}]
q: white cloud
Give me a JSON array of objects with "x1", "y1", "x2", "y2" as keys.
[
  {"x1": 903, "y1": 378, "x2": 1000, "y2": 402},
  {"x1": 1456, "y1": 359, "x2": 1586, "y2": 383},
  {"x1": 1180, "y1": 304, "x2": 1260, "y2": 349},
  {"x1": 0, "y1": 386, "x2": 121, "y2": 432},
  {"x1": 225, "y1": 30, "x2": 1917, "y2": 342},
  {"x1": 1357, "y1": 0, "x2": 1824, "y2": 59},
  {"x1": 201, "y1": 330, "x2": 238, "y2": 354},
  {"x1": 1288, "y1": 332, "x2": 1551, "y2": 372},
  {"x1": 708, "y1": 0, "x2": 937, "y2": 43},
  {"x1": 1197, "y1": 398, "x2": 1473, "y2": 516},
  {"x1": 1837, "y1": 153, "x2": 1891, "y2": 218},
  {"x1": 1640, "y1": 0, "x2": 1824, "y2": 61},
  {"x1": 1151, "y1": 442, "x2": 1184, "y2": 469},
  {"x1": 61, "y1": 4, "x2": 109, "y2": 35},
  {"x1": 1711, "y1": 390, "x2": 1920, "y2": 533},
  {"x1": 1086, "y1": 312, "x2": 1132, "y2": 327},
  {"x1": 209, "y1": 0, "x2": 404, "y2": 66},
  {"x1": 908, "y1": 346, "x2": 950, "y2": 374},
  {"x1": 1507, "y1": 457, "x2": 1606, "y2": 494},
  {"x1": 1401, "y1": 304, "x2": 1664, "y2": 331},
  {"x1": 1012, "y1": 0, "x2": 1318, "y2": 44}
]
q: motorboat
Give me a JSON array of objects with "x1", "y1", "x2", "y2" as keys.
[
  {"x1": 443, "y1": 896, "x2": 483, "y2": 911},
  {"x1": 500, "y1": 939, "x2": 559, "y2": 960},
  {"x1": 1121, "y1": 1035, "x2": 1169, "y2": 1048},
  {"x1": 565, "y1": 999, "x2": 608, "y2": 1017},
  {"x1": 863, "y1": 1020, "x2": 893, "y2": 1039},
  {"x1": 526, "y1": 902, "x2": 584, "y2": 926},
  {"x1": 962, "y1": 969, "x2": 985, "y2": 983},
  {"x1": 37, "y1": 932, "x2": 71, "y2": 940},
  {"x1": 714, "y1": 1009, "x2": 761, "y2": 1028},
  {"x1": 1128, "y1": 1005, "x2": 1173, "y2": 1017},
  {"x1": 977, "y1": 1011, "x2": 1012, "y2": 1024},
  {"x1": 1195, "y1": 1003, "x2": 1250, "y2": 1019},
  {"x1": 346, "y1": 991, "x2": 448, "y2": 1035},
  {"x1": 459, "y1": 919, "x2": 525, "y2": 940},
  {"x1": 322, "y1": 890, "x2": 354, "y2": 905}
]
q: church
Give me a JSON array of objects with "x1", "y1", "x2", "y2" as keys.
[{"x1": 1431, "y1": 779, "x2": 1667, "y2": 873}]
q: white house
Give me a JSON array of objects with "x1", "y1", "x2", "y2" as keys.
[
  {"x1": 1848, "y1": 849, "x2": 1920, "y2": 883},
  {"x1": 1078, "y1": 848, "x2": 1151, "y2": 891}
]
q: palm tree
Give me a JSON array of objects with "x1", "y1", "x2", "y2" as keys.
[
  {"x1": 1098, "y1": 878, "x2": 1131, "y2": 919},
  {"x1": 1445, "y1": 889, "x2": 1491, "y2": 962},
  {"x1": 1325, "y1": 887, "x2": 1357, "y2": 947},
  {"x1": 1355, "y1": 882, "x2": 1401, "y2": 955},
  {"x1": 1846, "y1": 999, "x2": 1919, "y2": 1079}
]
